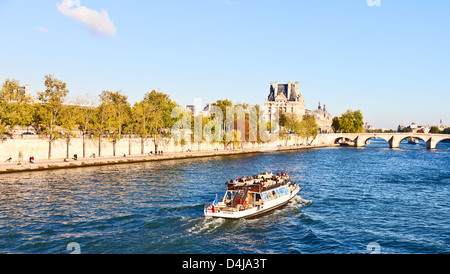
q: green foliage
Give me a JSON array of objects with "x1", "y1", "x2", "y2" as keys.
[
  {"x1": 429, "y1": 126, "x2": 442, "y2": 134},
  {"x1": 299, "y1": 114, "x2": 319, "y2": 142},
  {"x1": 36, "y1": 74, "x2": 70, "y2": 159},
  {"x1": 0, "y1": 79, "x2": 34, "y2": 136},
  {"x1": 339, "y1": 109, "x2": 364, "y2": 133},
  {"x1": 442, "y1": 127, "x2": 450, "y2": 134},
  {"x1": 331, "y1": 117, "x2": 341, "y2": 133},
  {"x1": 398, "y1": 127, "x2": 413, "y2": 133}
]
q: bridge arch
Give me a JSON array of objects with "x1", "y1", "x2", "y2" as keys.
[
  {"x1": 332, "y1": 136, "x2": 356, "y2": 146},
  {"x1": 398, "y1": 135, "x2": 427, "y2": 144},
  {"x1": 436, "y1": 137, "x2": 450, "y2": 149},
  {"x1": 363, "y1": 136, "x2": 390, "y2": 148}
]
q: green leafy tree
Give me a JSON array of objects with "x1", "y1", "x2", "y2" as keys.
[
  {"x1": 0, "y1": 79, "x2": 33, "y2": 136},
  {"x1": 442, "y1": 127, "x2": 450, "y2": 134},
  {"x1": 279, "y1": 113, "x2": 301, "y2": 145},
  {"x1": 73, "y1": 94, "x2": 97, "y2": 158},
  {"x1": 212, "y1": 99, "x2": 233, "y2": 126},
  {"x1": 132, "y1": 96, "x2": 164, "y2": 154},
  {"x1": 36, "y1": 74, "x2": 70, "y2": 159},
  {"x1": 94, "y1": 90, "x2": 131, "y2": 156},
  {"x1": 143, "y1": 90, "x2": 177, "y2": 153},
  {"x1": 331, "y1": 117, "x2": 341, "y2": 133},
  {"x1": 299, "y1": 114, "x2": 319, "y2": 144},
  {"x1": 339, "y1": 109, "x2": 364, "y2": 133},
  {"x1": 429, "y1": 126, "x2": 441, "y2": 134}
]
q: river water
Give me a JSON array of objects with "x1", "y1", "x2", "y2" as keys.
[{"x1": 0, "y1": 140, "x2": 449, "y2": 254}]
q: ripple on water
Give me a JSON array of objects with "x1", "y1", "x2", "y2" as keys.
[{"x1": 0, "y1": 146, "x2": 449, "y2": 254}]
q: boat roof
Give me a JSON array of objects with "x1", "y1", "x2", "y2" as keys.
[{"x1": 225, "y1": 172, "x2": 291, "y2": 192}]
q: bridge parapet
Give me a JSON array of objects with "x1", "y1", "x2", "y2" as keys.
[{"x1": 318, "y1": 133, "x2": 450, "y2": 149}]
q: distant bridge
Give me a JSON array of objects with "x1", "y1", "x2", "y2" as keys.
[{"x1": 317, "y1": 133, "x2": 450, "y2": 149}]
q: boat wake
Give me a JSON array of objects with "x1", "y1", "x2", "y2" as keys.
[
  {"x1": 294, "y1": 196, "x2": 312, "y2": 205},
  {"x1": 187, "y1": 217, "x2": 226, "y2": 234}
]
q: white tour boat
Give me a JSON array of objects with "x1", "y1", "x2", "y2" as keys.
[{"x1": 204, "y1": 172, "x2": 301, "y2": 219}]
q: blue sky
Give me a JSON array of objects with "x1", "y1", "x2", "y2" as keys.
[{"x1": 0, "y1": 0, "x2": 449, "y2": 129}]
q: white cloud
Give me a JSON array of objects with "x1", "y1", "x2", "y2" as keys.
[
  {"x1": 37, "y1": 27, "x2": 49, "y2": 32},
  {"x1": 56, "y1": 0, "x2": 117, "y2": 37}
]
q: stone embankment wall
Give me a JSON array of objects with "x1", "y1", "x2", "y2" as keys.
[{"x1": 1, "y1": 135, "x2": 321, "y2": 162}]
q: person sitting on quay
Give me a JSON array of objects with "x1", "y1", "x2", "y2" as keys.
[
  {"x1": 73, "y1": 154, "x2": 78, "y2": 161},
  {"x1": 6, "y1": 157, "x2": 12, "y2": 163},
  {"x1": 29, "y1": 156, "x2": 35, "y2": 163}
]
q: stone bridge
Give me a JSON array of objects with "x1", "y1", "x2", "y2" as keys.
[{"x1": 316, "y1": 133, "x2": 450, "y2": 149}]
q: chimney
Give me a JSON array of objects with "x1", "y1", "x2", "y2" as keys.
[{"x1": 287, "y1": 81, "x2": 292, "y2": 101}]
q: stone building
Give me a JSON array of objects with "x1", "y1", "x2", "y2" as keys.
[
  {"x1": 265, "y1": 81, "x2": 333, "y2": 133},
  {"x1": 264, "y1": 81, "x2": 305, "y2": 122},
  {"x1": 305, "y1": 102, "x2": 333, "y2": 133}
]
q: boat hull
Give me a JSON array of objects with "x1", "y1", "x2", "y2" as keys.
[{"x1": 204, "y1": 185, "x2": 300, "y2": 219}]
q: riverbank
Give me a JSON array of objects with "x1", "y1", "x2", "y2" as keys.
[{"x1": 0, "y1": 144, "x2": 323, "y2": 174}]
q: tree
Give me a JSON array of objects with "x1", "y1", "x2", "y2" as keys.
[
  {"x1": 442, "y1": 127, "x2": 450, "y2": 134},
  {"x1": 212, "y1": 99, "x2": 233, "y2": 126},
  {"x1": 59, "y1": 103, "x2": 79, "y2": 159},
  {"x1": 132, "y1": 97, "x2": 164, "y2": 154},
  {"x1": 279, "y1": 113, "x2": 301, "y2": 145},
  {"x1": 331, "y1": 117, "x2": 341, "y2": 133},
  {"x1": 94, "y1": 90, "x2": 131, "y2": 156},
  {"x1": 36, "y1": 74, "x2": 69, "y2": 159},
  {"x1": 141, "y1": 90, "x2": 177, "y2": 153},
  {"x1": 0, "y1": 79, "x2": 34, "y2": 137},
  {"x1": 73, "y1": 94, "x2": 97, "y2": 158},
  {"x1": 398, "y1": 127, "x2": 413, "y2": 133},
  {"x1": 339, "y1": 109, "x2": 364, "y2": 133},
  {"x1": 299, "y1": 114, "x2": 319, "y2": 144},
  {"x1": 429, "y1": 126, "x2": 442, "y2": 134}
]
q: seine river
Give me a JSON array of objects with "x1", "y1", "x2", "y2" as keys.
[{"x1": 0, "y1": 140, "x2": 449, "y2": 254}]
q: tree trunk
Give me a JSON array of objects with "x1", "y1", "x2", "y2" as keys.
[
  {"x1": 66, "y1": 136, "x2": 70, "y2": 159},
  {"x1": 113, "y1": 139, "x2": 116, "y2": 156},
  {"x1": 48, "y1": 138, "x2": 52, "y2": 159},
  {"x1": 82, "y1": 133, "x2": 86, "y2": 158},
  {"x1": 141, "y1": 137, "x2": 144, "y2": 154},
  {"x1": 128, "y1": 134, "x2": 132, "y2": 156},
  {"x1": 98, "y1": 137, "x2": 102, "y2": 157}
]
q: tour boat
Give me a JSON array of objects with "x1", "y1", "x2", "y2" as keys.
[
  {"x1": 408, "y1": 138, "x2": 419, "y2": 145},
  {"x1": 204, "y1": 172, "x2": 301, "y2": 219}
]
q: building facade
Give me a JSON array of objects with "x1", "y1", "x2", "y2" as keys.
[
  {"x1": 305, "y1": 102, "x2": 333, "y2": 133},
  {"x1": 264, "y1": 81, "x2": 305, "y2": 122},
  {"x1": 265, "y1": 81, "x2": 333, "y2": 133}
]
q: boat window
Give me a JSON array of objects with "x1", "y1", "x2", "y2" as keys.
[
  {"x1": 281, "y1": 186, "x2": 288, "y2": 196},
  {"x1": 268, "y1": 191, "x2": 274, "y2": 200},
  {"x1": 262, "y1": 192, "x2": 269, "y2": 201},
  {"x1": 225, "y1": 191, "x2": 233, "y2": 200}
]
